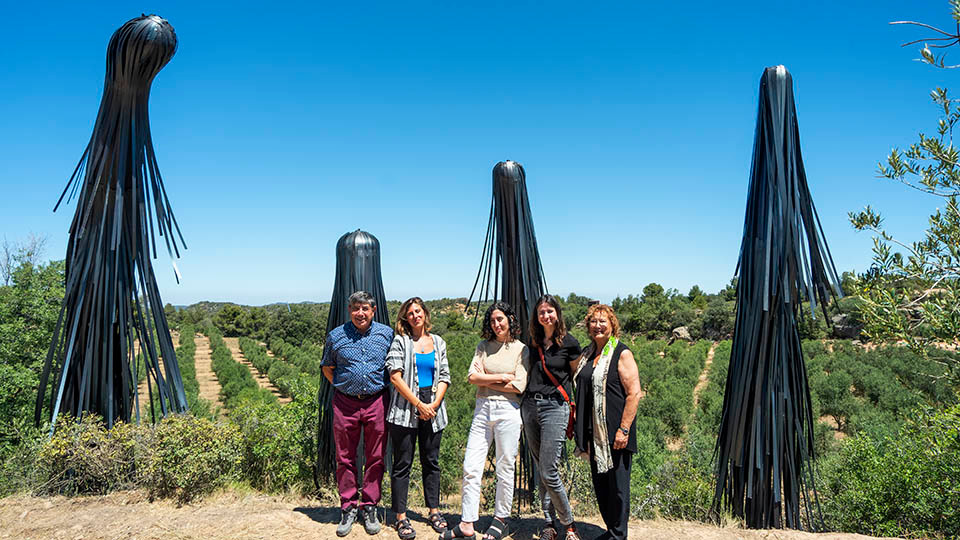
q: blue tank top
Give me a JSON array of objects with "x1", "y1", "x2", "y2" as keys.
[{"x1": 416, "y1": 351, "x2": 435, "y2": 388}]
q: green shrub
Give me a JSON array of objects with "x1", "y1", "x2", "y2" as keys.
[
  {"x1": 821, "y1": 404, "x2": 960, "y2": 538},
  {"x1": 36, "y1": 415, "x2": 146, "y2": 495},
  {"x1": 146, "y1": 414, "x2": 242, "y2": 503}
]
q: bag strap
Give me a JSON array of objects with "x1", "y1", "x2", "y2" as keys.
[{"x1": 538, "y1": 346, "x2": 571, "y2": 405}]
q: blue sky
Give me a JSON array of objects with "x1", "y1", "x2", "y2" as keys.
[{"x1": 0, "y1": 1, "x2": 954, "y2": 305}]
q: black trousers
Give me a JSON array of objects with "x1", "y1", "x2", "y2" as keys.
[
  {"x1": 390, "y1": 387, "x2": 443, "y2": 514},
  {"x1": 590, "y1": 448, "x2": 632, "y2": 540}
]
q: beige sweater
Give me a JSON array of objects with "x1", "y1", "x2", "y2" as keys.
[{"x1": 468, "y1": 339, "x2": 530, "y2": 402}]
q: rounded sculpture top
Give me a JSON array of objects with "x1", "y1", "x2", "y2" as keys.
[
  {"x1": 493, "y1": 160, "x2": 525, "y2": 187},
  {"x1": 337, "y1": 229, "x2": 380, "y2": 257},
  {"x1": 104, "y1": 14, "x2": 178, "y2": 89}
]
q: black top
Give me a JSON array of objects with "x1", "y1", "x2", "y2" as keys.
[
  {"x1": 573, "y1": 340, "x2": 637, "y2": 455},
  {"x1": 526, "y1": 333, "x2": 582, "y2": 397}
]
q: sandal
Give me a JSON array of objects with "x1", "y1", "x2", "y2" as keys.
[
  {"x1": 394, "y1": 517, "x2": 416, "y2": 540},
  {"x1": 429, "y1": 512, "x2": 449, "y2": 533},
  {"x1": 539, "y1": 525, "x2": 558, "y2": 540},
  {"x1": 482, "y1": 517, "x2": 508, "y2": 540},
  {"x1": 440, "y1": 523, "x2": 476, "y2": 540}
]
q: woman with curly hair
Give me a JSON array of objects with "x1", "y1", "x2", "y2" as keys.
[
  {"x1": 573, "y1": 304, "x2": 642, "y2": 540},
  {"x1": 443, "y1": 302, "x2": 529, "y2": 540}
]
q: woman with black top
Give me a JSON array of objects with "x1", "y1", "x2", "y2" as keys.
[
  {"x1": 572, "y1": 304, "x2": 642, "y2": 540},
  {"x1": 521, "y1": 295, "x2": 582, "y2": 540}
]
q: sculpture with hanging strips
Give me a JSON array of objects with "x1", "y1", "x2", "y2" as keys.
[
  {"x1": 713, "y1": 65, "x2": 842, "y2": 530},
  {"x1": 467, "y1": 160, "x2": 548, "y2": 341},
  {"x1": 315, "y1": 229, "x2": 391, "y2": 481},
  {"x1": 35, "y1": 15, "x2": 188, "y2": 430},
  {"x1": 466, "y1": 160, "x2": 547, "y2": 506}
]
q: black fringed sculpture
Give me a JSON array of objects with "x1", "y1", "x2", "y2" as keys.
[
  {"x1": 36, "y1": 15, "x2": 187, "y2": 430},
  {"x1": 467, "y1": 160, "x2": 548, "y2": 507},
  {"x1": 316, "y1": 230, "x2": 390, "y2": 480},
  {"x1": 467, "y1": 160, "x2": 548, "y2": 340},
  {"x1": 713, "y1": 65, "x2": 842, "y2": 530}
]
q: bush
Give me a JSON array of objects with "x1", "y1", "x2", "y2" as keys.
[
  {"x1": 36, "y1": 415, "x2": 146, "y2": 495},
  {"x1": 821, "y1": 404, "x2": 960, "y2": 538},
  {"x1": 146, "y1": 414, "x2": 243, "y2": 503},
  {"x1": 229, "y1": 394, "x2": 316, "y2": 492}
]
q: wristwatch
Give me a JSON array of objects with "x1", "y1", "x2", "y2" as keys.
[{"x1": 618, "y1": 427, "x2": 629, "y2": 436}]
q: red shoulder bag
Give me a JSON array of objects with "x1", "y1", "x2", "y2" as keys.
[{"x1": 538, "y1": 346, "x2": 576, "y2": 439}]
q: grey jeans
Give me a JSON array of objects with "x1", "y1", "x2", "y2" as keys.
[{"x1": 521, "y1": 395, "x2": 573, "y2": 528}]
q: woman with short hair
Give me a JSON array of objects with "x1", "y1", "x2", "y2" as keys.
[
  {"x1": 386, "y1": 297, "x2": 451, "y2": 539},
  {"x1": 444, "y1": 301, "x2": 529, "y2": 540},
  {"x1": 573, "y1": 304, "x2": 643, "y2": 540}
]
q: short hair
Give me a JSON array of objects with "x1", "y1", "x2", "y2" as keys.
[
  {"x1": 348, "y1": 290, "x2": 376, "y2": 309},
  {"x1": 529, "y1": 294, "x2": 567, "y2": 347},
  {"x1": 481, "y1": 301, "x2": 521, "y2": 341},
  {"x1": 396, "y1": 297, "x2": 431, "y2": 336},
  {"x1": 584, "y1": 303, "x2": 620, "y2": 338}
]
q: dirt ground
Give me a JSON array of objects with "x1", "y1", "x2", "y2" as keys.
[{"x1": 0, "y1": 492, "x2": 888, "y2": 540}]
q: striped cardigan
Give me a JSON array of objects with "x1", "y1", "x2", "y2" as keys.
[{"x1": 385, "y1": 333, "x2": 450, "y2": 432}]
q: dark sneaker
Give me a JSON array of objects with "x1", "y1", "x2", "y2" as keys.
[
  {"x1": 337, "y1": 507, "x2": 358, "y2": 537},
  {"x1": 362, "y1": 505, "x2": 382, "y2": 535}
]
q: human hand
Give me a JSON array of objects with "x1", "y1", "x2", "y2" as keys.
[
  {"x1": 613, "y1": 428, "x2": 628, "y2": 450},
  {"x1": 416, "y1": 400, "x2": 436, "y2": 420},
  {"x1": 499, "y1": 373, "x2": 513, "y2": 384}
]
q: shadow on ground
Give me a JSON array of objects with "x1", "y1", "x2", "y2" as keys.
[{"x1": 294, "y1": 506, "x2": 606, "y2": 539}]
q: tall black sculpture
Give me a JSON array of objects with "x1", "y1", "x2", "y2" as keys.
[
  {"x1": 713, "y1": 66, "x2": 842, "y2": 530},
  {"x1": 316, "y1": 230, "x2": 390, "y2": 480},
  {"x1": 36, "y1": 15, "x2": 187, "y2": 430},
  {"x1": 467, "y1": 160, "x2": 548, "y2": 340},
  {"x1": 467, "y1": 160, "x2": 547, "y2": 506}
]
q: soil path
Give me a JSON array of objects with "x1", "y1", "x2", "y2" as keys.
[
  {"x1": 693, "y1": 342, "x2": 718, "y2": 409},
  {"x1": 194, "y1": 334, "x2": 223, "y2": 410},
  {"x1": 223, "y1": 337, "x2": 289, "y2": 404},
  {"x1": 0, "y1": 492, "x2": 889, "y2": 540}
]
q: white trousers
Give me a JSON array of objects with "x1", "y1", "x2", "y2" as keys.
[{"x1": 461, "y1": 397, "x2": 523, "y2": 522}]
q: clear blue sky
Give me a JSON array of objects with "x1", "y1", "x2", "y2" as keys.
[{"x1": 0, "y1": 1, "x2": 954, "y2": 305}]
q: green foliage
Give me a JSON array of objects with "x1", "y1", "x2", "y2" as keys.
[
  {"x1": 848, "y1": 10, "x2": 960, "y2": 383},
  {"x1": 146, "y1": 414, "x2": 243, "y2": 503},
  {"x1": 229, "y1": 395, "x2": 315, "y2": 492},
  {"x1": 36, "y1": 415, "x2": 145, "y2": 495},
  {"x1": 820, "y1": 404, "x2": 960, "y2": 538},
  {"x1": 0, "y1": 255, "x2": 64, "y2": 454},
  {"x1": 205, "y1": 326, "x2": 276, "y2": 408},
  {"x1": 635, "y1": 452, "x2": 713, "y2": 522}
]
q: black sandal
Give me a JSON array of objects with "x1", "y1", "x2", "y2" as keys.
[
  {"x1": 483, "y1": 517, "x2": 508, "y2": 540},
  {"x1": 440, "y1": 523, "x2": 476, "y2": 540},
  {"x1": 394, "y1": 517, "x2": 416, "y2": 540},
  {"x1": 429, "y1": 512, "x2": 448, "y2": 533}
]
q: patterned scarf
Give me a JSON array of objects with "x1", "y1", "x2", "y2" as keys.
[{"x1": 574, "y1": 336, "x2": 619, "y2": 473}]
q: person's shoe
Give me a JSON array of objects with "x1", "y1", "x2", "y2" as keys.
[
  {"x1": 362, "y1": 505, "x2": 382, "y2": 535},
  {"x1": 337, "y1": 506, "x2": 358, "y2": 537}
]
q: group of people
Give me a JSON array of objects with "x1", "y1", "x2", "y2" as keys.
[{"x1": 321, "y1": 291, "x2": 643, "y2": 540}]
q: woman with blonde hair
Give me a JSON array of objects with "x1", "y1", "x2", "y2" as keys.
[
  {"x1": 573, "y1": 304, "x2": 642, "y2": 540},
  {"x1": 386, "y1": 297, "x2": 451, "y2": 539}
]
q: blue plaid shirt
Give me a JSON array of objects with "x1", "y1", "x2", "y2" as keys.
[{"x1": 322, "y1": 321, "x2": 394, "y2": 396}]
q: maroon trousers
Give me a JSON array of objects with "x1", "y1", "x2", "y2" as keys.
[{"x1": 332, "y1": 390, "x2": 387, "y2": 510}]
